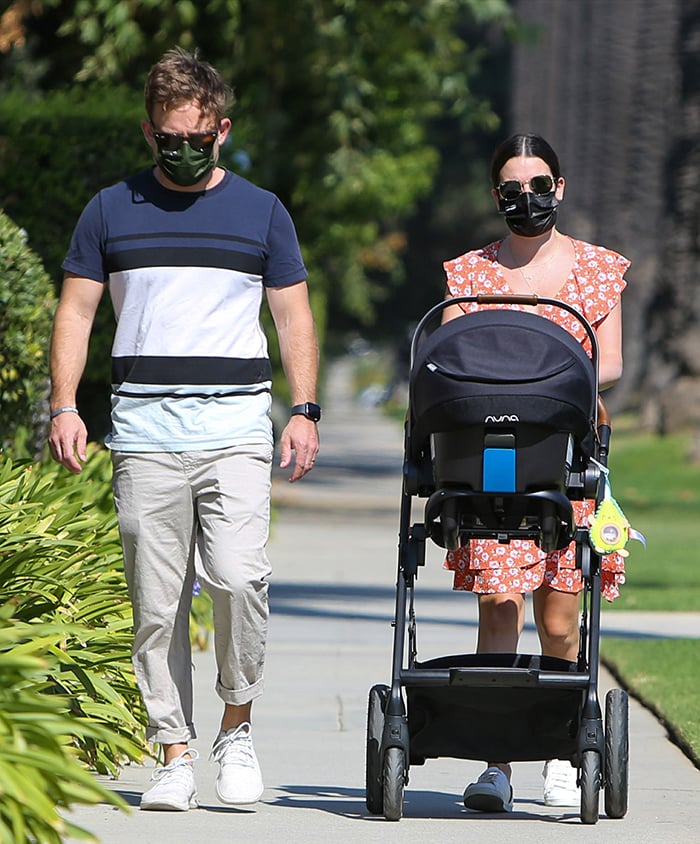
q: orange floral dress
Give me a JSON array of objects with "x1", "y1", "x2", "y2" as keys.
[{"x1": 443, "y1": 237, "x2": 629, "y2": 602}]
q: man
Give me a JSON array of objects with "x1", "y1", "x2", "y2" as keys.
[{"x1": 48, "y1": 47, "x2": 320, "y2": 812}]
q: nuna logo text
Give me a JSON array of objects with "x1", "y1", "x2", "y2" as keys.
[{"x1": 484, "y1": 414, "x2": 520, "y2": 423}]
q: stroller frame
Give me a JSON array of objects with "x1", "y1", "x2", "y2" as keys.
[{"x1": 366, "y1": 294, "x2": 629, "y2": 824}]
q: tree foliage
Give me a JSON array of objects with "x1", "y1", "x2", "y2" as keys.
[
  {"x1": 229, "y1": 1, "x2": 508, "y2": 326},
  {"x1": 2, "y1": 0, "x2": 512, "y2": 330},
  {"x1": 0, "y1": 0, "x2": 241, "y2": 87}
]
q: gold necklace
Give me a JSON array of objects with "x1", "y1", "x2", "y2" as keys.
[
  {"x1": 503, "y1": 240, "x2": 556, "y2": 295},
  {"x1": 519, "y1": 254, "x2": 555, "y2": 294}
]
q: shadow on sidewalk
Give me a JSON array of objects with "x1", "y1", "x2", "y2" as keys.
[
  {"x1": 270, "y1": 581, "x2": 474, "y2": 628},
  {"x1": 266, "y1": 783, "x2": 462, "y2": 819},
  {"x1": 269, "y1": 582, "x2": 686, "y2": 639},
  {"x1": 266, "y1": 783, "x2": 582, "y2": 823}
]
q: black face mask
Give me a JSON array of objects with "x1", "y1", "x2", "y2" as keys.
[{"x1": 499, "y1": 191, "x2": 559, "y2": 237}]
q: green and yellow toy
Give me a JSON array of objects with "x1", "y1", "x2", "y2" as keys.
[{"x1": 589, "y1": 474, "x2": 646, "y2": 557}]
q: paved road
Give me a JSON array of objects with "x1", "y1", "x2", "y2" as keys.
[{"x1": 66, "y1": 357, "x2": 699, "y2": 843}]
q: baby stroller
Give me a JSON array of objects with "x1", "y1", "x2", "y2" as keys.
[{"x1": 365, "y1": 294, "x2": 629, "y2": 824}]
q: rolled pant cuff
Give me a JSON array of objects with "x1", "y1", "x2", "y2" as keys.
[
  {"x1": 216, "y1": 675, "x2": 264, "y2": 706},
  {"x1": 147, "y1": 724, "x2": 197, "y2": 746}
]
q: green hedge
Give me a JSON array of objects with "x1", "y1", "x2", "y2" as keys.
[
  {"x1": 0, "y1": 212, "x2": 56, "y2": 457},
  {"x1": 0, "y1": 86, "x2": 149, "y2": 288},
  {"x1": 0, "y1": 86, "x2": 150, "y2": 441}
]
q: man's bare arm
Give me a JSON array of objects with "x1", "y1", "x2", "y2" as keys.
[
  {"x1": 48, "y1": 274, "x2": 104, "y2": 473},
  {"x1": 266, "y1": 281, "x2": 320, "y2": 482}
]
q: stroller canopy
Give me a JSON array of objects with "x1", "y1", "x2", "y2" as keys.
[{"x1": 409, "y1": 309, "x2": 597, "y2": 456}]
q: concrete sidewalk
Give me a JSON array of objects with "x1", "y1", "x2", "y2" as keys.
[{"x1": 67, "y1": 357, "x2": 699, "y2": 843}]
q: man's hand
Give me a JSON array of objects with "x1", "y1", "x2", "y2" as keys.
[
  {"x1": 48, "y1": 412, "x2": 89, "y2": 474},
  {"x1": 278, "y1": 415, "x2": 320, "y2": 482}
]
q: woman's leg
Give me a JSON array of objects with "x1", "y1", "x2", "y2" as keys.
[
  {"x1": 468, "y1": 593, "x2": 525, "y2": 791},
  {"x1": 533, "y1": 584, "x2": 582, "y2": 805},
  {"x1": 532, "y1": 585, "x2": 581, "y2": 661},
  {"x1": 476, "y1": 592, "x2": 525, "y2": 653}
]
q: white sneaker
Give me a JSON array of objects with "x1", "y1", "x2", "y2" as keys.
[
  {"x1": 463, "y1": 766, "x2": 513, "y2": 812},
  {"x1": 543, "y1": 759, "x2": 580, "y2": 807},
  {"x1": 140, "y1": 748, "x2": 198, "y2": 811},
  {"x1": 211, "y1": 722, "x2": 264, "y2": 805}
]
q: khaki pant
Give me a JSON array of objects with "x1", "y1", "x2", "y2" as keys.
[{"x1": 111, "y1": 444, "x2": 272, "y2": 745}]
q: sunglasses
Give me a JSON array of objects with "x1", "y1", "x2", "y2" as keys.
[
  {"x1": 151, "y1": 126, "x2": 219, "y2": 154},
  {"x1": 496, "y1": 174, "x2": 555, "y2": 201}
]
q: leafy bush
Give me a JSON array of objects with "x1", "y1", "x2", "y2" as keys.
[
  {"x1": 0, "y1": 451, "x2": 150, "y2": 840},
  {"x1": 0, "y1": 620, "x2": 129, "y2": 844},
  {"x1": 0, "y1": 212, "x2": 55, "y2": 456}
]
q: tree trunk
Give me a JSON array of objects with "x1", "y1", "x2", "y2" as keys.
[
  {"x1": 510, "y1": 0, "x2": 679, "y2": 414},
  {"x1": 643, "y1": 0, "x2": 700, "y2": 447}
]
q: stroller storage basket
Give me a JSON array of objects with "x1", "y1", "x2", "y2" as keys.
[{"x1": 407, "y1": 653, "x2": 583, "y2": 765}]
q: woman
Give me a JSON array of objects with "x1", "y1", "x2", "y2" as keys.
[{"x1": 442, "y1": 133, "x2": 629, "y2": 812}]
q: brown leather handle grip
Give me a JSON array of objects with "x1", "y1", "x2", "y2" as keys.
[{"x1": 475, "y1": 293, "x2": 539, "y2": 306}]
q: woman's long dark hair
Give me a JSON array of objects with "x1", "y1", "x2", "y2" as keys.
[{"x1": 490, "y1": 134, "x2": 562, "y2": 186}]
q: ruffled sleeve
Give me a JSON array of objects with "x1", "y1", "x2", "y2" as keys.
[
  {"x1": 574, "y1": 242, "x2": 629, "y2": 327},
  {"x1": 443, "y1": 242, "x2": 502, "y2": 302}
]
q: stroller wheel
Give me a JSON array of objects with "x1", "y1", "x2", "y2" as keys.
[
  {"x1": 383, "y1": 746, "x2": 406, "y2": 821},
  {"x1": 604, "y1": 688, "x2": 629, "y2": 819},
  {"x1": 580, "y1": 750, "x2": 601, "y2": 824},
  {"x1": 365, "y1": 685, "x2": 389, "y2": 814}
]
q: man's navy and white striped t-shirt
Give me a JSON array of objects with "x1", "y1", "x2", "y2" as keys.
[{"x1": 63, "y1": 168, "x2": 307, "y2": 452}]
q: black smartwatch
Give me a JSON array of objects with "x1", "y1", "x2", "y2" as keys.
[{"x1": 290, "y1": 402, "x2": 321, "y2": 422}]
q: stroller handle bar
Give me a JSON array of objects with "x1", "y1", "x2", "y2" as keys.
[{"x1": 410, "y1": 293, "x2": 602, "y2": 425}]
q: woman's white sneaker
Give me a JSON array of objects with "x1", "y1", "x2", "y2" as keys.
[
  {"x1": 211, "y1": 722, "x2": 264, "y2": 805},
  {"x1": 140, "y1": 748, "x2": 198, "y2": 811},
  {"x1": 542, "y1": 759, "x2": 580, "y2": 807}
]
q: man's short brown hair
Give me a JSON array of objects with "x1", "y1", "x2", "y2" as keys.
[{"x1": 144, "y1": 47, "x2": 234, "y2": 124}]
